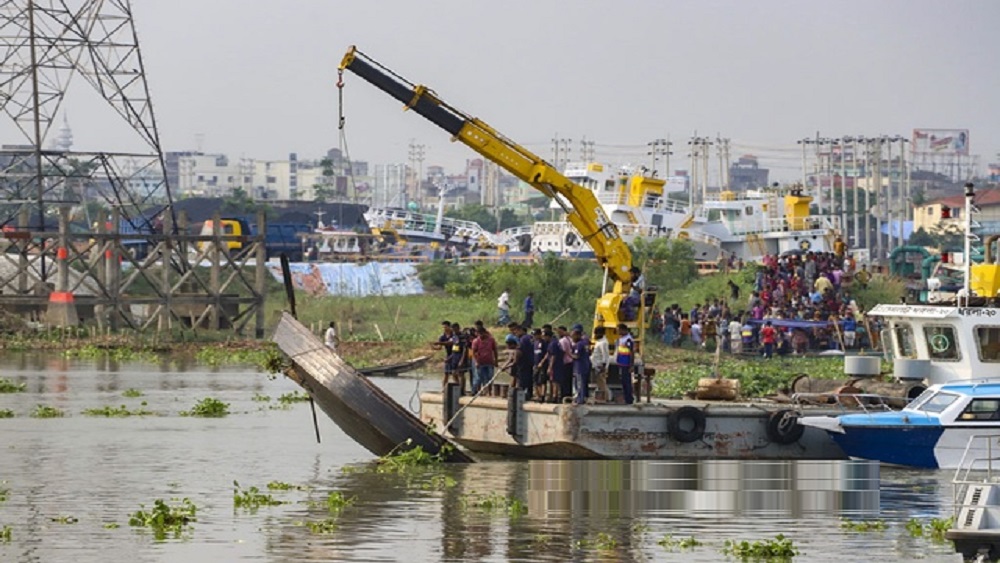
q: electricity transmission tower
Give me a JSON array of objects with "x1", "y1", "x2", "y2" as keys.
[{"x1": 0, "y1": 0, "x2": 173, "y2": 231}]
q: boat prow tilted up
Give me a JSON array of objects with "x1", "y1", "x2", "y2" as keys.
[{"x1": 271, "y1": 311, "x2": 473, "y2": 462}]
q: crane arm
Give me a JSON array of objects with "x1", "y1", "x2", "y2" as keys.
[{"x1": 339, "y1": 46, "x2": 634, "y2": 285}]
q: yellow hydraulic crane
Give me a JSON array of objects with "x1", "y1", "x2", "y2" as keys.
[{"x1": 339, "y1": 46, "x2": 644, "y2": 332}]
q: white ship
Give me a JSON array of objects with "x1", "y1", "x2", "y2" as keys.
[{"x1": 529, "y1": 161, "x2": 841, "y2": 262}]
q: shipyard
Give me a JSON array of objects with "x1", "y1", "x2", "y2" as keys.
[{"x1": 1, "y1": 1, "x2": 999, "y2": 562}]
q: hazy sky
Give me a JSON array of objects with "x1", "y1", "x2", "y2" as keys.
[{"x1": 26, "y1": 0, "x2": 1000, "y2": 181}]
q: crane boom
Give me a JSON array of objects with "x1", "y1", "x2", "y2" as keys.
[{"x1": 339, "y1": 47, "x2": 634, "y2": 286}]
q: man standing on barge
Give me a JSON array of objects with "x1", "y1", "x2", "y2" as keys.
[{"x1": 613, "y1": 323, "x2": 635, "y2": 405}]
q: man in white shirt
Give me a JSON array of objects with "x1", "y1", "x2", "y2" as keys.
[
  {"x1": 497, "y1": 289, "x2": 511, "y2": 325},
  {"x1": 324, "y1": 321, "x2": 338, "y2": 351},
  {"x1": 589, "y1": 326, "x2": 611, "y2": 403},
  {"x1": 728, "y1": 316, "x2": 743, "y2": 354}
]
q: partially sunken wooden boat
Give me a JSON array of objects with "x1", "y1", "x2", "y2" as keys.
[
  {"x1": 358, "y1": 355, "x2": 431, "y2": 378},
  {"x1": 272, "y1": 312, "x2": 472, "y2": 462}
]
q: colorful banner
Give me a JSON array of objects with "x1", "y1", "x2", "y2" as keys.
[{"x1": 912, "y1": 128, "x2": 969, "y2": 156}]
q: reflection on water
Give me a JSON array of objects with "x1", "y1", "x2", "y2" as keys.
[
  {"x1": 0, "y1": 355, "x2": 965, "y2": 562},
  {"x1": 527, "y1": 459, "x2": 879, "y2": 518}
]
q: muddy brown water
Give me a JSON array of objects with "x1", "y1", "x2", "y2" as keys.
[{"x1": 0, "y1": 355, "x2": 963, "y2": 562}]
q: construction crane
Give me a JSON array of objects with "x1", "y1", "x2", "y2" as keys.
[{"x1": 338, "y1": 46, "x2": 647, "y2": 332}]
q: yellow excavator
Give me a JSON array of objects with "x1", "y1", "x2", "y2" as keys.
[{"x1": 339, "y1": 46, "x2": 651, "y2": 336}]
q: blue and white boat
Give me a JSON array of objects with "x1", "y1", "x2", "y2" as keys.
[{"x1": 801, "y1": 382, "x2": 1000, "y2": 469}]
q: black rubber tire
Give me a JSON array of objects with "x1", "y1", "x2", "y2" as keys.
[
  {"x1": 766, "y1": 409, "x2": 805, "y2": 445},
  {"x1": 668, "y1": 406, "x2": 707, "y2": 443}
]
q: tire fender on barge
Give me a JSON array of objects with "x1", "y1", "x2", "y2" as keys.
[
  {"x1": 766, "y1": 409, "x2": 805, "y2": 445},
  {"x1": 668, "y1": 406, "x2": 707, "y2": 443}
]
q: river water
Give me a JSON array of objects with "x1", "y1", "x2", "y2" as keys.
[{"x1": 0, "y1": 354, "x2": 965, "y2": 562}]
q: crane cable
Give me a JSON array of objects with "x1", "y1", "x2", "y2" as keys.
[{"x1": 339, "y1": 68, "x2": 424, "y2": 412}]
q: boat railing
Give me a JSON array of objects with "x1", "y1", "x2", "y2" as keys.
[
  {"x1": 954, "y1": 434, "x2": 1000, "y2": 486},
  {"x1": 951, "y1": 434, "x2": 1000, "y2": 527},
  {"x1": 790, "y1": 392, "x2": 896, "y2": 414}
]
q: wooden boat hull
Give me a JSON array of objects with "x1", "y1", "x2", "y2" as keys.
[{"x1": 272, "y1": 312, "x2": 472, "y2": 462}]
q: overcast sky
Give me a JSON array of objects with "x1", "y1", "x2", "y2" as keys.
[{"x1": 26, "y1": 0, "x2": 1000, "y2": 181}]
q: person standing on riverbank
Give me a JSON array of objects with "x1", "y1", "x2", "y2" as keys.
[
  {"x1": 497, "y1": 289, "x2": 511, "y2": 326},
  {"x1": 324, "y1": 321, "x2": 339, "y2": 352},
  {"x1": 523, "y1": 293, "x2": 535, "y2": 328}
]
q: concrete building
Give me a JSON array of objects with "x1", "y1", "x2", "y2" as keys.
[
  {"x1": 728, "y1": 155, "x2": 769, "y2": 192},
  {"x1": 914, "y1": 188, "x2": 1000, "y2": 236}
]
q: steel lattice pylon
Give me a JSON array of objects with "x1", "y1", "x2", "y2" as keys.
[{"x1": 0, "y1": 0, "x2": 172, "y2": 232}]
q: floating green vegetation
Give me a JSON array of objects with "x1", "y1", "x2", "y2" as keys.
[
  {"x1": 103, "y1": 522, "x2": 120, "y2": 529},
  {"x1": 459, "y1": 491, "x2": 527, "y2": 517},
  {"x1": 277, "y1": 390, "x2": 310, "y2": 405},
  {"x1": 905, "y1": 517, "x2": 953, "y2": 542},
  {"x1": 0, "y1": 378, "x2": 25, "y2": 393},
  {"x1": 0, "y1": 525, "x2": 10, "y2": 543},
  {"x1": 0, "y1": 409, "x2": 13, "y2": 419},
  {"x1": 50, "y1": 515, "x2": 79, "y2": 524},
  {"x1": 631, "y1": 522, "x2": 650, "y2": 536},
  {"x1": 266, "y1": 480, "x2": 306, "y2": 491},
  {"x1": 82, "y1": 404, "x2": 153, "y2": 417},
  {"x1": 0, "y1": 482, "x2": 8, "y2": 502},
  {"x1": 840, "y1": 519, "x2": 887, "y2": 532},
  {"x1": 65, "y1": 344, "x2": 158, "y2": 363},
  {"x1": 375, "y1": 441, "x2": 451, "y2": 474},
  {"x1": 122, "y1": 388, "x2": 144, "y2": 398},
  {"x1": 30, "y1": 405, "x2": 64, "y2": 418},
  {"x1": 303, "y1": 517, "x2": 338, "y2": 535},
  {"x1": 422, "y1": 474, "x2": 457, "y2": 490},
  {"x1": 721, "y1": 534, "x2": 799, "y2": 560},
  {"x1": 128, "y1": 498, "x2": 197, "y2": 541},
  {"x1": 180, "y1": 397, "x2": 229, "y2": 417},
  {"x1": 252, "y1": 393, "x2": 271, "y2": 402},
  {"x1": 658, "y1": 535, "x2": 702, "y2": 550},
  {"x1": 574, "y1": 532, "x2": 620, "y2": 551},
  {"x1": 324, "y1": 492, "x2": 356, "y2": 513},
  {"x1": 233, "y1": 481, "x2": 286, "y2": 512}
]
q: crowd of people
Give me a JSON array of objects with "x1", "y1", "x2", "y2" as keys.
[
  {"x1": 433, "y1": 319, "x2": 640, "y2": 406},
  {"x1": 650, "y1": 246, "x2": 878, "y2": 356}
]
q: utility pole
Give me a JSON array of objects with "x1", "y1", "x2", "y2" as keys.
[
  {"x1": 839, "y1": 137, "x2": 850, "y2": 239},
  {"x1": 580, "y1": 136, "x2": 595, "y2": 162},
  {"x1": 716, "y1": 136, "x2": 731, "y2": 191},
  {"x1": 647, "y1": 138, "x2": 668, "y2": 177},
  {"x1": 408, "y1": 140, "x2": 425, "y2": 208},
  {"x1": 852, "y1": 136, "x2": 863, "y2": 251},
  {"x1": 797, "y1": 137, "x2": 815, "y2": 198},
  {"x1": 552, "y1": 134, "x2": 571, "y2": 171},
  {"x1": 887, "y1": 137, "x2": 895, "y2": 251},
  {"x1": 665, "y1": 135, "x2": 673, "y2": 178}
]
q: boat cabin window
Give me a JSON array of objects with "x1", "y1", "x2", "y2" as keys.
[
  {"x1": 959, "y1": 399, "x2": 1000, "y2": 421},
  {"x1": 892, "y1": 324, "x2": 916, "y2": 359},
  {"x1": 912, "y1": 391, "x2": 959, "y2": 414},
  {"x1": 976, "y1": 327, "x2": 1000, "y2": 362},
  {"x1": 924, "y1": 325, "x2": 960, "y2": 361}
]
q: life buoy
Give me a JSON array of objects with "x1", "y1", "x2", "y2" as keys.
[
  {"x1": 799, "y1": 239, "x2": 811, "y2": 251},
  {"x1": 565, "y1": 232, "x2": 580, "y2": 247},
  {"x1": 668, "y1": 406, "x2": 706, "y2": 443},
  {"x1": 766, "y1": 409, "x2": 805, "y2": 445}
]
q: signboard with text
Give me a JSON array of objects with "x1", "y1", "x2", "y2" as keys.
[{"x1": 912, "y1": 128, "x2": 970, "y2": 156}]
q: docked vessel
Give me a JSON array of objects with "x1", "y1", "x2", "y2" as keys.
[
  {"x1": 799, "y1": 185, "x2": 1000, "y2": 469},
  {"x1": 529, "y1": 164, "x2": 841, "y2": 262}
]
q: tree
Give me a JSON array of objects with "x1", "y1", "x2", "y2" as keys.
[
  {"x1": 445, "y1": 204, "x2": 527, "y2": 232},
  {"x1": 221, "y1": 187, "x2": 257, "y2": 216},
  {"x1": 629, "y1": 237, "x2": 698, "y2": 291},
  {"x1": 907, "y1": 227, "x2": 935, "y2": 247}
]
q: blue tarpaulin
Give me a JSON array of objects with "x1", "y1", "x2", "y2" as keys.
[
  {"x1": 266, "y1": 262, "x2": 424, "y2": 296},
  {"x1": 880, "y1": 220, "x2": 913, "y2": 240}
]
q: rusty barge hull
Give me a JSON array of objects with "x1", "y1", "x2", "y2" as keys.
[{"x1": 421, "y1": 393, "x2": 848, "y2": 460}]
